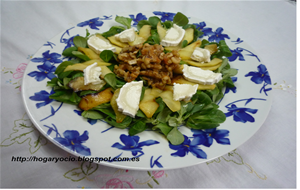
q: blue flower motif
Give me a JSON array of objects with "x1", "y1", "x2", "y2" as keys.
[
  {"x1": 59, "y1": 27, "x2": 78, "y2": 50},
  {"x1": 74, "y1": 110, "x2": 97, "y2": 125},
  {"x1": 153, "y1": 11, "x2": 176, "y2": 22},
  {"x1": 77, "y1": 17, "x2": 104, "y2": 30},
  {"x1": 129, "y1": 13, "x2": 147, "y2": 26},
  {"x1": 54, "y1": 130, "x2": 91, "y2": 156},
  {"x1": 232, "y1": 37, "x2": 243, "y2": 44},
  {"x1": 191, "y1": 128, "x2": 230, "y2": 147},
  {"x1": 225, "y1": 104, "x2": 258, "y2": 123},
  {"x1": 245, "y1": 64, "x2": 271, "y2": 85},
  {"x1": 27, "y1": 62, "x2": 56, "y2": 81},
  {"x1": 228, "y1": 48, "x2": 245, "y2": 62},
  {"x1": 225, "y1": 77, "x2": 237, "y2": 94},
  {"x1": 31, "y1": 50, "x2": 62, "y2": 64},
  {"x1": 169, "y1": 135, "x2": 207, "y2": 159},
  {"x1": 150, "y1": 155, "x2": 163, "y2": 168},
  {"x1": 43, "y1": 41, "x2": 56, "y2": 49},
  {"x1": 44, "y1": 124, "x2": 61, "y2": 137},
  {"x1": 29, "y1": 90, "x2": 54, "y2": 108},
  {"x1": 193, "y1": 22, "x2": 214, "y2": 37},
  {"x1": 208, "y1": 27, "x2": 230, "y2": 43},
  {"x1": 112, "y1": 134, "x2": 159, "y2": 157},
  {"x1": 100, "y1": 15, "x2": 113, "y2": 20},
  {"x1": 61, "y1": 35, "x2": 78, "y2": 51}
]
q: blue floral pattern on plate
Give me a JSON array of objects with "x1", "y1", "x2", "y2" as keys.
[
  {"x1": 112, "y1": 134, "x2": 159, "y2": 158},
  {"x1": 229, "y1": 47, "x2": 261, "y2": 62},
  {"x1": 224, "y1": 98, "x2": 266, "y2": 123},
  {"x1": 153, "y1": 11, "x2": 176, "y2": 21},
  {"x1": 31, "y1": 50, "x2": 62, "y2": 65},
  {"x1": 169, "y1": 135, "x2": 207, "y2": 159},
  {"x1": 208, "y1": 27, "x2": 230, "y2": 43},
  {"x1": 29, "y1": 90, "x2": 54, "y2": 108},
  {"x1": 129, "y1": 13, "x2": 147, "y2": 26},
  {"x1": 22, "y1": 11, "x2": 273, "y2": 170},
  {"x1": 193, "y1": 22, "x2": 214, "y2": 37},
  {"x1": 191, "y1": 128, "x2": 230, "y2": 147},
  {"x1": 245, "y1": 64, "x2": 272, "y2": 96},
  {"x1": 28, "y1": 62, "x2": 56, "y2": 81},
  {"x1": 77, "y1": 17, "x2": 104, "y2": 30},
  {"x1": 54, "y1": 130, "x2": 91, "y2": 156}
]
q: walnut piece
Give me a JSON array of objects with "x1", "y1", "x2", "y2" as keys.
[{"x1": 114, "y1": 43, "x2": 181, "y2": 90}]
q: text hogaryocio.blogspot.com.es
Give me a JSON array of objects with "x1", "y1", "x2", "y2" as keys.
[{"x1": 11, "y1": 156, "x2": 140, "y2": 163}]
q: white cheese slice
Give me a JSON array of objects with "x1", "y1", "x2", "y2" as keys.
[
  {"x1": 183, "y1": 64, "x2": 222, "y2": 85},
  {"x1": 115, "y1": 28, "x2": 136, "y2": 43},
  {"x1": 173, "y1": 83, "x2": 198, "y2": 101},
  {"x1": 116, "y1": 81, "x2": 143, "y2": 118},
  {"x1": 83, "y1": 62, "x2": 104, "y2": 85},
  {"x1": 191, "y1": 47, "x2": 211, "y2": 63},
  {"x1": 87, "y1": 35, "x2": 116, "y2": 54},
  {"x1": 160, "y1": 24, "x2": 185, "y2": 47}
]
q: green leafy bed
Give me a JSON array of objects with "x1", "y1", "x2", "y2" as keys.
[{"x1": 47, "y1": 12, "x2": 237, "y2": 145}]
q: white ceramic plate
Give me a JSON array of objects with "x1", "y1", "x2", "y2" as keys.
[{"x1": 21, "y1": 11, "x2": 272, "y2": 170}]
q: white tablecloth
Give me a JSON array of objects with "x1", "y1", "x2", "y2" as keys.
[{"x1": 1, "y1": 0, "x2": 296, "y2": 188}]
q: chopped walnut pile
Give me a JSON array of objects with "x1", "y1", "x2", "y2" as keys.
[{"x1": 114, "y1": 43, "x2": 181, "y2": 90}]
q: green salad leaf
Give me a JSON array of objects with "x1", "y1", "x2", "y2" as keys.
[
  {"x1": 82, "y1": 110, "x2": 105, "y2": 120},
  {"x1": 173, "y1": 12, "x2": 189, "y2": 26},
  {"x1": 167, "y1": 127, "x2": 185, "y2": 145},
  {"x1": 137, "y1": 20, "x2": 150, "y2": 30},
  {"x1": 148, "y1": 16, "x2": 161, "y2": 28},
  {"x1": 62, "y1": 46, "x2": 78, "y2": 57},
  {"x1": 128, "y1": 120, "x2": 147, "y2": 136},
  {"x1": 115, "y1": 16, "x2": 132, "y2": 29},
  {"x1": 73, "y1": 36, "x2": 87, "y2": 48},
  {"x1": 100, "y1": 50, "x2": 114, "y2": 62},
  {"x1": 101, "y1": 26, "x2": 125, "y2": 38},
  {"x1": 71, "y1": 51, "x2": 90, "y2": 61}
]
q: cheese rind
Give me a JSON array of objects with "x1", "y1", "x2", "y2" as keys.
[
  {"x1": 160, "y1": 24, "x2": 185, "y2": 47},
  {"x1": 87, "y1": 35, "x2": 116, "y2": 54},
  {"x1": 115, "y1": 28, "x2": 136, "y2": 43},
  {"x1": 83, "y1": 62, "x2": 104, "y2": 85},
  {"x1": 183, "y1": 64, "x2": 222, "y2": 85},
  {"x1": 191, "y1": 47, "x2": 211, "y2": 63},
  {"x1": 116, "y1": 81, "x2": 143, "y2": 118},
  {"x1": 173, "y1": 83, "x2": 198, "y2": 101}
]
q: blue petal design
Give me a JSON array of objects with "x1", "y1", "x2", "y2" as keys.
[
  {"x1": 169, "y1": 135, "x2": 207, "y2": 159},
  {"x1": 31, "y1": 50, "x2": 62, "y2": 64},
  {"x1": 112, "y1": 134, "x2": 159, "y2": 157},
  {"x1": 29, "y1": 90, "x2": 54, "y2": 108},
  {"x1": 189, "y1": 147, "x2": 207, "y2": 159},
  {"x1": 191, "y1": 128, "x2": 230, "y2": 147},
  {"x1": 153, "y1": 11, "x2": 176, "y2": 21},
  {"x1": 77, "y1": 17, "x2": 104, "y2": 30},
  {"x1": 225, "y1": 101, "x2": 260, "y2": 123},
  {"x1": 245, "y1": 64, "x2": 272, "y2": 96},
  {"x1": 54, "y1": 130, "x2": 91, "y2": 156},
  {"x1": 138, "y1": 140, "x2": 160, "y2": 147}
]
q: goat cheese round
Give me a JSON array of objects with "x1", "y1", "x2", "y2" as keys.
[
  {"x1": 173, "y1": 83, "x2": 198, "y2": 101},
  {"x1": 87, "y1": 35, "x2": 116, "y2": 54},
  {"x1": 160, "y1": 24, "x2": 185, "y2": 47},
  {"x1": 83, "y1": 62, "x2": 104, "y2": 85},
  {"x1": 191, "y1": 47, "x2": 211, "y2": 63},
  {"x1": 183, "y1": 64, "x2": 222, "y2": 85},
  {"x1": 115, "y1": 28, "x2": 136, "y2": 43},
  {"x1": 116, "y1": 81, "x2": 143, "y2": 118}
]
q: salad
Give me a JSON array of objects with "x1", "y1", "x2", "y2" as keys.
[{"x1": 47, "y1": 12, "x2": 237, "y2": 145}]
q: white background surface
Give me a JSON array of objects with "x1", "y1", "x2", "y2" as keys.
[{"x1": 0, "y1": 0, "x2": 296, "y2": 188}]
